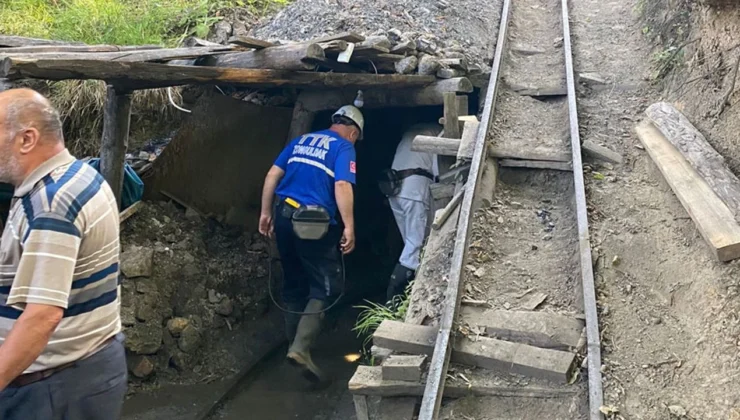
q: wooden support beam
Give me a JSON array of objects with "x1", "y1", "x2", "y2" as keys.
[
  {"x1": 499, "y1": 159, "x2": 573, "y2": 171},
  {"x1": 204, "y1": 43, "x2": 324, "y2": 71},
  {"x1": 646, "y1": 102, "x2": 740, "y2": 222},
  {"x1": 0, "y1": 45, "x2": 162, "y2": 54},
  {"x1": 305, "y1": 32, "x2": 366, "y2": 44},
  {"x1": 119, "y1": 201, "x2": 143, "y2": 224},
  {"x1": 228, "y1": 36, "x2": 276, "y2": 49},
  {"x1": 0, "y1": 47, "x2": 233, "y2": 63},
  {"x1": 373, "y1": 320, "x2": 576, "y2": 383},
  {"x1": 354, "y1": 395, "x2": 370, "y2": 420},
  {"x1": 100, "y1": 86, "x2": 132, "y2": 208},
  {"x1": 297, "y1": 78, "x2": 472, "y2": 112},
  {"x1": 490, "y1": 145, "x2": 571, "y2": 162},
  {"x1": 287, "y1": 99, "x2": 317, "y2": 144},
  {"x1": 1, "y1": 59, "x2": 437, "y2": 90},
  {"x1": 432, "y1": 187, "x2": 464, "y2": 230},
  {"x1": 457, "y1": 120, "x2": 480, "y2": 160},
  {"x1": 414, "y1": 136, "x2": 571, "y2": 164},
  {"x1": 302, "y1": 56, "x2": 364, "y2": 73},
  {"x1": 350, "y1": 366, "x2": 578, "y2": 399},
  {"x1": 582, "y1": 140, "x2": 622, "y2": 164},
  {"x1": 636, "y1": 120, "x2": 740, "y2": 261},
  {"x1": 412, "y1": 135, "x2": 461, "y2": 156},
  {"x1": 473, "y1": 157, "x2": 498, "y2": 210},
  {"x1": 460, "y1": 306, "x2": 585, "y2": 350},
  {"x1": 443, "y1": 92, "x2": 462, "y2": 139},
  {"x1": 0, "y1": 36, "x2": 84, "y2": 47}
]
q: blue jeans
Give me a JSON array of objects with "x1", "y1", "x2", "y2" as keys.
[{"x1": 0, "y1": 333, "x2": 127, "y2": 420}]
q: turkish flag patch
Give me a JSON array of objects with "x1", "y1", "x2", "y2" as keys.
[{"x1": 350, "y1": 161, "x2": 357, "y2": 174}]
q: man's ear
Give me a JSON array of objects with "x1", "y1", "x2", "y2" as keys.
[{"x1": 18, "y1": 128, "x2": 41, "y2": 155}]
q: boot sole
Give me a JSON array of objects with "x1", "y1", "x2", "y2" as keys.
[{"x1": 286, "y1": 352, "x2": 322, "y2": 384}]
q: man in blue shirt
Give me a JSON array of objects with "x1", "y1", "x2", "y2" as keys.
[{"x1": 259, "y1": 105, "x2": 363, "y2": 383}]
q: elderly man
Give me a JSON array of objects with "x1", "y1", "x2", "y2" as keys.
[
  {"x1": 0, "y1": 89, "x2": 126, "y2": 419},
  {"x1": 383, "y1": 123, "x2": 440, "y2": 302},
  {"x1": 259, "y1": 104, "x2": 363, "y2": 383}
]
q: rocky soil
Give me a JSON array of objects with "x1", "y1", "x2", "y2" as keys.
[{"x1": 119, "y1": 201, "x2": 271, "y2": 390}]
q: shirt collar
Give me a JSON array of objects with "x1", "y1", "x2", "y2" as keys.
[{"x1": 14, "y1": 149, "x2": 75, "y2": 197}]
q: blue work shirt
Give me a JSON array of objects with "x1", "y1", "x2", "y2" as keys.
[{"x1": 274, "y1": 129, "x2": 356, "y2": 222}]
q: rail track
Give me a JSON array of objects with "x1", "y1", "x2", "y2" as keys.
[{"x1": 352, "y1": 0, "x2": 605, "y2": 418}]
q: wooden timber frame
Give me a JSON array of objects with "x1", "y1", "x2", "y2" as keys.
[{"x1": 417, "y1": 0, "x2": 512, "y2": 417}]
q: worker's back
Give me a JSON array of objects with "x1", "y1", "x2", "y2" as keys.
[{"x1": 391, "y1": 123, "x2": 439, "y2": 203}]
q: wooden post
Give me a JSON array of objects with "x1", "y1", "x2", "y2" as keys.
[
  {"x1": 443, "y1": 92, "x2": 461, "y2": 139},
  {"x1": 353, "y1": 395, "x2": 370, "y2": 420},
  {"x1": 287, "y1": 98, "x2": 316, "y2": 144},
  {"x1": 100, "y1": 85, "x2": 132, "y2": 208}
]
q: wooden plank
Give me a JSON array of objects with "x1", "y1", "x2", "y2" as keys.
[
  {"x1": 228, "y1": 36, "x2": 276, "y2": 49},
  {"x1": 0, "y1": 36, "x2": 83, "y2": 47},
  {"x1": 430, "y1": 183, "x2": 455, "y2": 201},
  {"x1": 204, "y1": 43, "x2": 323, "y2": 71},
  {"x1": 489, "y1": 145, "x2": 571, "y2": 162},
  {"x1": 354, "y1": 395, "x2": 370, "y2": 420},
  {"x1": 337, "y1": 43, "x2": 355, "y2": 63},
  {"x1": 432, "y1": 187, "x2": 464, "y2": 230},
  {"x1": 510, "y1": 85, "x2": 567, "y2": 97},
  {"x1": 119, "y1": 201, "x2": 143, "y2": 224},
  {"x1": 443, "y1": 92, "x2": 462, "y2": 139},
  {"x1": 457, "y1": 120, "x2": 480, "y2": 160},
  {"x1": 438, "y1": 115, "x2": 479, "y2": 126},
  {"x1": 350, "y1": 366, "x2": 578, "y2": 399},
  {"x1": 473, "y1": 157, "x2": 498, "y2": 211},
  {"x1": 646, "y1": 102, "x2": 740, "y2": 222},
  {"x1": 415, "y1": 136, "x2": 570, "y2": 163},
  {"x1": 373, "y1": 321, "x2": 576, "y2": 383},
  {"x1": 460, "y1": 306, "x2": 585, "y2": 350},
  {"x1": 319, "y1": 40, "x2": 349, "y2": 53},
  {"x1": 306, "y1": 32, "x2": 366, "y2": 44},
  {"x1": 1, "y1": 59, "x2": 437, "y2": 90},
  {"x1": 635, "y1": 120, "x2": 740, "y2": 261},
  {"x1": 499, "y1": 159, "x2": 573, "y2": 171},
  {"x1": 582, "y1": 140, "x2": 623, "y2": 164},
  {"x1": 100, "y1": 86, "x2": 131, "y2": 208},
  {"x1": 302, "y1": 56, "x2": 364, "y2": 73},
  {"x1": 382, "y1": 355, "x2": 426, "y2": 382},
  {"x1": 0, "y1": 47, "x2": 233, "y2": 63},
  {"x1": 561, "y1": 0, "x2": 604, "y2": 417},
  {"x1": 298, "y1": 78, "x2": 472, "y2": 112},
  {"x1": 419, "y1": 0, "x2": 512, "y2": 414},
  {"x1": 412, "y1": 135, "x2": 460, "y2": 156},
  {"x1": 390, "y1": 40, "x2": 416, "y2": 55},
  {"x1": 0, "y1": 45, "x2": 161, "y2": 54},
  {"x1": 438, "y1": 164, "x2": 471, "y2": 183}
]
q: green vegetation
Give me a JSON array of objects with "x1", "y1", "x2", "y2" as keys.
[
  {"x1": 0, "y1": 0, "x2": 289, "y2": 156},
  {"x1": 0, "y1": 0, "x2": 288, "y2": 47},
  {"x1": 353, "y1": 285, "x2": 412, "y2": 348}
]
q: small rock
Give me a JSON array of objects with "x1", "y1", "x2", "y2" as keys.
[
  {"x1": 121, "y1": 306, "x2": 136, "y2": 327},
  {"x1": 416, "y1": 35, "x2": 439, "y2": 55},
  {"x1": 668, "y1": 405, "x2": 687, "y2": 417},
  {"x1": 651, "y1": 316, "x2": 663, "y2": 325},
  {"x1": 395, "y1": 55, "x2": 418, "y2": 74},
  {"x1": 167, "y1": 317, "x2": 190, "y2": 336},
  {"x1": 125, "y1": 323, "x2": 163, "y2": 355},
  {"x1": 135, "y1": 297, "x2": 161, "y2": 323},
  {"x1": 232, "y1": 21, "x2": 248, "y2": 37},
  {"x1": 612, "y1": 255, "x2": 621, "y2": 266},
  {"x1": 543, "y1": 235, "x2": 552, "y2": 241},
  {"x1": 360, "y1": 35, "x2": 392, "y2": 50},
  {"x1": 178, "y1": 324, "x2": 201, "y2": 353},
  {"x1": 497, "y1": 216, "x2": 504, "y2": 224},
  {"x1": 387, "y1": 28, "x2": 403, "y2": 43},
  {"x1": 215, "y1": 297, "x2": 234, "y2": 317},
  {"x1": 418, "y1": 55, "x2": 441, "y2": 75},
  {"x1": 120, "y1": 246, "x2": 154, "y2": 278},
  {"x1": 208, "y1": 289, "x2": 223, "y2": 304},
  {"x1": 503, "y1": 302, "x2": 511, "y2": 310},
  {"x1": 473, "y1": 267, "x2": 486, "y2": 278},
  {"x1": 579, "y1": 72, "x2": 608, "y2": 85},
  {"x1": 208, "y1": 20, "x2": 233, "y2": 44},
  {"x1": 553, "y1": 37, "x2": 564, "y2": 48},
  {"x1": 128, "y1": 355, "x2": 155, "y2": 379},
  {"x1": 170, "y1": 349, "x2": 191, "y2": 371}
]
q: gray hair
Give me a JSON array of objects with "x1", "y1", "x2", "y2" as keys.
[{"x1": 5, "y1": 92, "x2": 64, "y2": 143}]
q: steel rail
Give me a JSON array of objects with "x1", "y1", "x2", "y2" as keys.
[
  {"x1": 417, "y1": 0, "x2": 513, "y2": 417},
  {"x1": 561, "y1": 0, "x2": 604, "y2": 418}
]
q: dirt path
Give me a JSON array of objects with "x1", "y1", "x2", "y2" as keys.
[{"x1": 572, "y1": 0, "x2": 740, "y2": 418}]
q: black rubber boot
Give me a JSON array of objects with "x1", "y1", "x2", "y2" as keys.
[
  {"x1": 286, "y1": 299, "x2": 325, "y2": 383},
  {"x1": 283, "y1": 300, "x2": 306, "y2": 344},
  {"x1": 386, "y1": 263, "x2": 416, "y2": 303}
]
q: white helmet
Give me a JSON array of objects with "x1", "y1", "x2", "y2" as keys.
[{"x1": 332, "y1": 105, "x2": 364, "y2": 137}]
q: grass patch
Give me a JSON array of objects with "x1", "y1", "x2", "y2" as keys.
[
  {"x1": 353, "y1": 285, "x2": 412, "y2": 349},
  {"x1": 1, "y1": 0, "x2": 289, "y2": 156}
]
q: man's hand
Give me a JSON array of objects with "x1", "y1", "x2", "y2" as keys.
[
  {"x1": 258, "y1": 213, "x2": 273, "y2": 238},
  {"x1": 340, "y1": 227, "x2": 355, "y2": 254}
]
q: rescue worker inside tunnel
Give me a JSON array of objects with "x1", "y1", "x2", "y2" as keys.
[
  {"x1": 258, "y1": 104, "x2": 363, "y2": 384},
  {"x1": 382, "y1": 123, "x2": 440, "y2": 302}
]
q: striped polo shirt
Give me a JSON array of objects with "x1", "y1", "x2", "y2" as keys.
[{"x1": 0, "y1": 149, "x2": 121, "y2": 373}]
